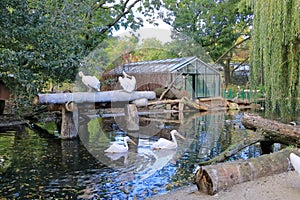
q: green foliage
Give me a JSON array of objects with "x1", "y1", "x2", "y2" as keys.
[
  {"x1": 0, "y1": 0, "x2": 160, "y2": 115},
  {"x1": 250, "y1": 0, "x2": 300, "y2": 116},
  {"x1": 163, "y1": 0, "x2": 252, "y2": 61},
  {"x1": 162, "y1": 0, "x2": 253, "y2": 86}
]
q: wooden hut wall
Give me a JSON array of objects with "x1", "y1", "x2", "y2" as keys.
[
  {"x1": 134, "y1": 72, "x2": 170, "y2": 91},
  {"x1": 0, "y1": 80, "x2": 10, "y2": 100}
]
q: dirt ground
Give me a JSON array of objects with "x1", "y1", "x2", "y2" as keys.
[{"x1": 149, "y1": 171, "x2": 300, "y2": 200}]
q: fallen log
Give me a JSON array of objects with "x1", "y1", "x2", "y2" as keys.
[
  {"x1": 148, "y1": 98, "x2": 208, "y2": 111},
  {"x1": 158, "y1": 72, "x2": 184, "y2": 101},
  {"x1": 242, "y1": 113, "x2": 300, "y2": 146},
  {"x1": 33, "y1": 91, "x2": 156, "y2": 104},
  {"x1": 194, "y1": 148, "x2": 299, "y2": 195},
  {"x1": 198, "y1": 133, "x2": 265, "y2": 166}
]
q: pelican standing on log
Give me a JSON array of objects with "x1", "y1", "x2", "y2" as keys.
[
  {"x1": 78, "y1": 71, "x2": 100, "y2": 92},
  {"x1": 290, "y1": 153, "x2": 300, "y2": 175},
  {"x1": 151, "y1": 130, "x2": 186, "y2": 150},
  {"x1": 104, "y1": 136, "x2": 137, "y2": 153},
  {"x1": 118, "y1": 71, "x2": 136, "y2": 92}
]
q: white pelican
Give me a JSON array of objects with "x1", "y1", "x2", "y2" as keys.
[
  {"x1": 104, "y1": 136, "x2": 137, "y2": 153},
  {"x1": 78, "y1": 71, "x2": 100, "y2": 92},
  {"x1": 151, "y1": 130, "x2": 186, "y2": 150},
  {"x1": 290, "y1": 153, "x2": 300, "y2": 175},
  {"x1": 118, "y1": 71, "x2": 136, "y2": 92}
]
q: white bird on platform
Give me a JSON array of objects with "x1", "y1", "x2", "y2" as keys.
[
  {"x1": 118, "y1": 71, "x2": 136, "y2": 92},
  {"x1": 104, "y1": 136, "x2": 137, "y2": 153},
  {"x1": 151, "y1": 130, "x2": 186, "y2": 150},
  {"x1": 78, "y1": 71, "x2": 100, "y2": 92},
  {"x1": 290, "y1": 153, "x2": 300, "y2": 175}
]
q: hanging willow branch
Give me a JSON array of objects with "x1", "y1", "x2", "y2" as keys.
[{"x1": 250, "y1": 0, "x2": 300, "y2": 116}]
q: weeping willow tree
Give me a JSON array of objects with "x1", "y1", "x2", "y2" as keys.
[{"x1": 250, "y1": 0, "x2": 300, "y2": 118}]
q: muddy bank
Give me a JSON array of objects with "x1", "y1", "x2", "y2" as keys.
[{"x1": 149, "y1": 171, "x2": 300, "y2": 200}]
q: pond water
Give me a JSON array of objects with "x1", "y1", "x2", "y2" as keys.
[{"x1": 0, "y1": 110, "x2": 267, "y2": 199}]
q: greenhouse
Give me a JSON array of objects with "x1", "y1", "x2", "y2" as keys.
[{"x1": 108, "y1": 56, "x2": 221, "y2": 99}]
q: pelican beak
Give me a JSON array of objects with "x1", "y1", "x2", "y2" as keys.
[
  {"x1": 122, "y1": 71, "x2": 132, "y2": 79},
  {"x1": 175, "y1": 131, "x2": 186, "y2": 140},
  {"x1": 128, "y1": 139, "x2": 137, "y2": 145}
]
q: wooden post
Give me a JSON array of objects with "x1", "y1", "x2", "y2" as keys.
[
  {"x1": 125, "y1": 104, "x2": 139, "y2": 131},
  {"x1": 61, "y1": 103, "x2": 78, "y2": 139}
]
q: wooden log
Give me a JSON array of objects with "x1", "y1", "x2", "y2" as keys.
[
  {"x1": 132, "y1": 98, "x2": 148, "y2": 107},
  {"x1": 0, "y1": 119, "x2": 29, "y2": 127},
  {"x1": 124, "y1": 104, "x2": 139, "y2": 131},
  {"x1": 33, "y1": 91, "x2": 156, "y2": 105},
  {"x1": 61, "y1": 104, "x2": 78, "y2": 139},
  {"x1": 198, "y1": 133, "x2": 265, "y2": 166},
  {"x1": 148, "y1": 98, "x2": 208, "y2": 111},
  {"x1": 194, "y1": 148, "x2": 299, "y2": 195},
  {"x1": 242, "y1": 113, "x2": 300, "y2": 146}
]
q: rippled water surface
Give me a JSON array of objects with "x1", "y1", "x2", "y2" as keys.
[{"x1": 0, "y1": 111, "x2": 264, "y2": 199}]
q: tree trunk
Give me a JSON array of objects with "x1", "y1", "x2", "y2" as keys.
[
  {"x1": 242, "y1": 113, "x2": 300, "y2": 146},
  {"x1": 61, "y1": 105, "x2": 78, "y2": 139},
  {"x1": 194, "y1": 148, "x2": 299, "y2": 195},
  {"x1": 224, "y1": 59, "x2": 231, "y2": 87}
]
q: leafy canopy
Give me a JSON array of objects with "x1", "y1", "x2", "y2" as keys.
[{"x1": 0, "y1": 0, "x2": 160, "y2": 114}]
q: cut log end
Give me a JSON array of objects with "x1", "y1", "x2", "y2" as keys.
[
  {"x1": 33, "y1": 95, "x2": 39, "y2": 105},
  {"x1": 194, "y1": 168, "x2": 214, "y2": 195}
]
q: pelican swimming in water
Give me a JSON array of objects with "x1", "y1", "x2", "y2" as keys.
[
  {"x1": 290, "y1": 153, "x2": 300, "y2": 175},
  {"x1": 104, "y1": 136, "x2": 137, "y2": 153},
  {"x1": 151, "y1": 130, "x2": 186, "y2": 150},
  {"x1": 78, "y1": 71, "x2": 100, "y2": 92},
  {"x1": 118, "y1": 71, "x2": 136, "y2": 92}
]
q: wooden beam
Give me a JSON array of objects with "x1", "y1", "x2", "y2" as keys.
[{"x1": 34, "y1": 91, "x2": 156, "y2": 105}]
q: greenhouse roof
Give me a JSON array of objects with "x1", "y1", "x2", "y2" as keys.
[{"x1": 109, "y1": 56, "x2": 217, "y2": 74}]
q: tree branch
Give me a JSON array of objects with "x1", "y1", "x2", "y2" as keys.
[
  {"x1": 211, "y1": 36, "x2": 251, "y2": 67},
  {"x1": 198, "y1": 133, "x2": 265, "y2": 166}
]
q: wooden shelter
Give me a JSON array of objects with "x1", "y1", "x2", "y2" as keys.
[
  {"x1": 106, "y1": 57, "x2": 221, "y2": 99},
  {"x1": 0, "y1": 79, "x2": 10, "y2": 114}
]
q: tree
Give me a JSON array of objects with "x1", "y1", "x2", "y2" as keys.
[
  {"x1": 250, "y1": 0, "x2": 300, "y2": 117},
  {"x1": 162, "y1": 0, "x2": 253, "y2": 87},
  {"x1": 0, "y1": 0, "x2": 161, "y2": 114}
]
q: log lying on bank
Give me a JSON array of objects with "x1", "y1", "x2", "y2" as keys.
[
  {"x1": 242, "y1": 113, "x2": 300, "y2": 146},
  {"x1": 194, "y1": 148, "x2": 299, "y2": 195}
]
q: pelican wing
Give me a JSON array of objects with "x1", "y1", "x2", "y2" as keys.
[
  {"x1": 151, "y1": 138, "x2": 177, "y2": 150},
  {"x1": 290, "y1": 153, "x2": 300, "y2": 175},
  {"x1": 104, "y1": 143, "x2": 127, "y2": 153},
  {"x1": 119, "y1": 74, "x2": 136, "y2": 92},
  {"x1": 82, "y1": 76, "x2": 100, "y2": 91}
]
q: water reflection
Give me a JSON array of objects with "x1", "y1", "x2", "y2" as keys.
[{"x1": 0, "y1": 110, "x2": 264, "y2": 199}]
